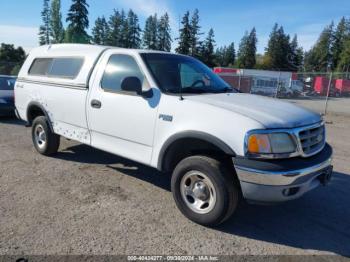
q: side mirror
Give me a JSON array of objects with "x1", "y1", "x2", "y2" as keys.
[{"x1": 121, "y1": 76, "x2": 142, "y2": 95}]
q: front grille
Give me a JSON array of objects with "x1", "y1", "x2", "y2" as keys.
[{"x1": 298, "y1": 124, "x2": 325, "y2": 156}]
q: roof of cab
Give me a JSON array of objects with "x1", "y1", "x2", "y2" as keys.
[
  {"x1": 29, "y1": 44, "x2": 171, "y2": 57},
  {"x1": 18, "y1": 44, "x2": 173, "y2": 87}
]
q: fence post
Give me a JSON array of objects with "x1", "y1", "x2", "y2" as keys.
[
  {"x1": 275, "y1": 71, "x2": 281, "y2": 98},
  {"x1": 324, "y1": 72, "x2": 333, "y2": 116},
  {"x1": 238, "y1": 71, "x2": 242, "y2": 91}
]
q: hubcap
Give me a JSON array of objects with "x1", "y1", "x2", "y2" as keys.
[
  {"x1": 180, "y1": 171, "x2": 216, "y2": 214},
  {"x1": 34, "y1": 124, "x2": 46, "y2": 149}
]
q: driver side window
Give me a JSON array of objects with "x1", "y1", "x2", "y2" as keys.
[
  {"x1": 180, "y1": 63, "x2": 203, "y2": 88},
  {"x1": 101, "y1": 54, "x2": 147, "y2": 93}
]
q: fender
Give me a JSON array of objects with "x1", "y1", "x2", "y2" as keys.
[
  {"x1": 26, "y1": 101, "x2": 54, "y2": 132},
  {"x1": 157, "y1": 131, "x2": 236, "y2": 170}
]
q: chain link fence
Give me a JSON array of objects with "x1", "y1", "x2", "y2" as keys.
[{"x1": 215, "y1": 68, "x2": 350, "y2": 117}]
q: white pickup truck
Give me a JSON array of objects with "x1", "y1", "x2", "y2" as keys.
[{"x1": 15, "y1": 44, "x2": 333, "y2": 226}]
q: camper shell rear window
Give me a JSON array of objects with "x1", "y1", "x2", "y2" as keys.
[{"x1": 28, "y1": 57, "x2": 84, "y2": 79}]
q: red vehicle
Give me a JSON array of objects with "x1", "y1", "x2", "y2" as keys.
[
  {"x1": 313, "y1": 77, "x2": 350, "y2": 97},
  {"x1": 335, "y1": 79, "x2": 350, "y2": 96},
  {"x1": 314, "y1": 76, "x2": 332, "y2": 96}
]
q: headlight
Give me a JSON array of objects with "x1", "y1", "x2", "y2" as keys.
[{"x1": 246, "y1": 132, "x2": 296, "y2": 157}]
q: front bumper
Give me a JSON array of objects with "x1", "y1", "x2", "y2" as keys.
[{"x1": 234, "y1": 143, "x2": 333, "y2": 203}]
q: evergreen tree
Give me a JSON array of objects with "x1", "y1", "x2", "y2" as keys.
[
  {"x1": 304, "y1": 23, "x2": 334, "y2": 72},
  {"x1": 120, "y1": 10, "x2": 129, "y2": 48},
  {"x1": 143, "y1": 14, "x2": 158, "y2": 50},
  {"x1": 125, "y1": 10, "x2": 142, "y2": 48},
  {"x1": 332, "y1": 17, "x2": 350, "y2": 70},
  {"x1": 215, "y1": 47, "x2": 225, "y2": 66},
  {"x1": 337, "y1": 38, "x2": 350, "y2": 72},
  {"x1": 237, "y1": 28, "x2": 257, "y2": 69},
  {"x1": 289, "y1": 35, "x2": 304, "y2": 71},
  {"x1": 108, "y1": 9, "x2": 124, "y2": 47},
  {"x1": 50, "y1": 0, "x2": 64, "y2": 43},
  {"x1": 199, "y1": 28, "x2": 216, "y2": 67},
  {"x1": 39, "y1": 0, "x2": 51, "y2": 45},
  {"x1": 65, "y1": 0, "x2": 90, "y2": 43},
  {"x1": 92, "y1": 16, "x2": 109, "y2": 45},
  {"x1": 224, "y1": 42, "x2": 236, "y2": 66},
  {"x1": 175, "y1": 11, "x2": 192, "y2": 55},
  {"x1": 189, "y1": 9, "x2": 202, "y2": 57},
  {"x1": 264, "y1": 24, "x2": 292, "y2": 70},
  {"x1": 157, "y1": 13, "x2": 172, "y2": 51},
  {"x1": 215, "y1": 42, "x2": 235, "y2": 67}
]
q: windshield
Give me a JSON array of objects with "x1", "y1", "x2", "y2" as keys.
[{"x1": 141, "y1": 53, "x2": 235, "y2": 94}]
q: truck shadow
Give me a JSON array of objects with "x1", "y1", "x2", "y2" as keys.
[
  {"x1": 56, "y1": 144, "x2": 350, "y2": 256},
  {"x1": 218, "y1": 171, "x2": 350, "y2": 256},
  {"x1": 56, "y1": 143, "x2": 171, "y2": 192},
  {"x1": 0, "y1": 116, "x2": 25, "y2": 126}
]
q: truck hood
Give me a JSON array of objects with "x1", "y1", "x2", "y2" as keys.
[{"x1": 186, "y1": 93, "x2": 321, "y2": 128}]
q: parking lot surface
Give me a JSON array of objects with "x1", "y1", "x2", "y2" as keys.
[{"x1": 0, "y1": 111, "x2": 350, "y2": 256}]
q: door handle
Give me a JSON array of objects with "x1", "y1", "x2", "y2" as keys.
[
  {"x1": 16, "y1": 84, "x2": 24, "y2": 88},
  {"x1": 91, "y1": 99, "x2": 102, "y2": 109}
]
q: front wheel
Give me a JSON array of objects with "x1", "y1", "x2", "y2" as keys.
[
  {"x1": 32, "y1": 116, "x2": 60, "y2": 156},
  {"x1": 171, "y1": 156, "x2": 241, "y2": 226}
]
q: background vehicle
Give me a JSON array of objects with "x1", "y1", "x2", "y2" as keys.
[
  {"x1": 15, "y1": 45, "x2": 333, "y2": 226},
  {"x1": 0, "y1": 75, "x2": 16, "y2": 116},
  {"x1": 214, "y1": 68, "x2": 303, "y2": 97}
]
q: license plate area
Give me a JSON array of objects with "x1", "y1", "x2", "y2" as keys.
[{"x1": 318, "y1": 166, "x2": 333, "y2": 186}]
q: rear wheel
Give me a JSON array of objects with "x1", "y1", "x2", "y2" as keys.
[
  {"x1": 171, "y1": 156, "x2": 240, "y2": 226},
  {"x1": 32, "y1": 116, "x2": 60, "y2": 156}
]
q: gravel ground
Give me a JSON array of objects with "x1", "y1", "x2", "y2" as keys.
[{"x1": 0, "y1": 112, "x2": 349, "y2": 257}]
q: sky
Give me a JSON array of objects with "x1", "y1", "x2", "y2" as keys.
[{"x1": 0, "y1": 0, "x2": 349, "y2": 53}]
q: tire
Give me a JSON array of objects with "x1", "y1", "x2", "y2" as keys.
[
  {"x1": 32, "y1": 116, "x2": 60, "y2": 156},
  {"x1": 171, "y1": 156, "x2": 241, "y2": 226}
]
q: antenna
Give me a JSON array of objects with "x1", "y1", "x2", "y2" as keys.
[{"x1": 179, "y1": 85, "x2": 184, "y2": 101}]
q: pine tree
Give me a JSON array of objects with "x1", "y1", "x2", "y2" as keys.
[
  {"x1": 120, "y1": 10, "x2": 129, "y2": 48},
  {"x1": 108, "y1": 9, "x2": 124, "y2": 47},
  {"x1": 157, "y1": 13, "x2": 172, "y2": 51},
  {"x1": 237, "y1": 28, "x2": 257, "y2": 69},
  {"x1": 289, "y1": 35, "x2": 304, "y2": 71},
  {"x1": 125, "y1": 10, "x2": 142, "y2": 48},
  {"x1": 304, "y1": 23, "x2": 334, "y2": 72},
  {"x1": 215, "y1": 43, "x2": 235, "y2": 67},
  {"x1": 92, "y1": 16, "x2": 109, "y2": 45},
  {"x1": 65, "y1": 0, "x2": 90, "y2": 43},
  {"x1": 50, "y1": 0, "x2": 64, "y2": 43},
  {"x1": 332, "y1": 17, "x2": 350, "y2": 70},
  {"x1": 39, "y1": 0, "x2": 51, "y2": 45},
  {"x1": 224, "y1": 42, "x2": 235, "y2": 66},
  {"x1": 337, "y1": 38, "x2": 350, "y2": 72},
  {"x1": 264, "y1": 24, "x2": 292, "y2": 70},
  {"x1": 143, "y1": 14, "x2": 158, "y2": 50},
  {"x1": 189, "y1": 9, "x2": 202, "y2": 57},
  {"x1": 175, "y1": 11, "x2": 192, "y2": 55},
  {"x1": 199, "y1": 28, "x2": 216, "y2": 67}
]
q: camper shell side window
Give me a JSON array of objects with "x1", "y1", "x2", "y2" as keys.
[{"x1": 28, "y1": 57, "x2": 84, "y2": 79}]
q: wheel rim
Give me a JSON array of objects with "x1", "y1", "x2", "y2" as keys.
[
  {"x1": 180, "y1": 171, "x2": 217, "y2": 214},
  {"x1": 34, "y1": 124, "x2": 47, "y2": 149}
]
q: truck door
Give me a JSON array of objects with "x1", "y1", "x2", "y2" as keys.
[{"x1": 87, "y1": 50, "x2": 160, "y2": 165}]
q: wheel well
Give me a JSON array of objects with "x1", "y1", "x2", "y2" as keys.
[
  {"x1": 160, "y1": 137, "x2": 234, "y2": 173},
  {"x1": 27, "y1": 105, "x2": 46, "y2": 126}
]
